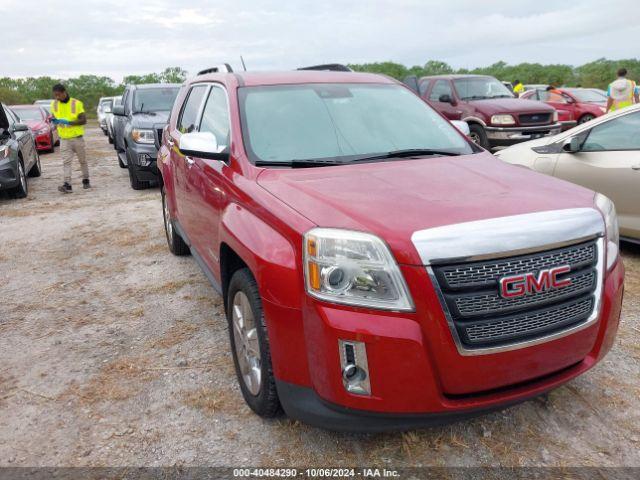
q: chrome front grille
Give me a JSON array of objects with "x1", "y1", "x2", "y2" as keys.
[
  {"x1": 464, "y1": 298, "x2": 594, "y2": 344},
  {"x1": 431, "y1": 240, "x2": 600, "y2": 350},
  {"x1": 439, "y1": 242, "x2": 596, "y2": 289}
]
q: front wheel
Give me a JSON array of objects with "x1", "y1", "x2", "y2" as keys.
[
  {"x1": 11, "y1": 161, "x2": 28, "y2": 199},
  {"x1": 28, "y1": 152, "x2": 42, "y2": 177},
  {"x1": 469, "y1": 124, "x2": 490, "y2": 149},
  {"x1": 578, "y1": 114, "x2": 595, "y2": 125},
  {"x1": 161, "y1": 185, "x2": 190, "y2": 256},
  {"x1": 227, "y1": 268, "x2": 281, "y2": 418}
]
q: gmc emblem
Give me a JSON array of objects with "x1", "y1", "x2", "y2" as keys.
[{"x1": 499, "y1": 265, "x2": 572, "y2": 299}]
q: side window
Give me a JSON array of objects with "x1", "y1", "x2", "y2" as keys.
[
  {"x1": 4, "y1": 107, "x2": 17, "y2": 126},
  {"x1": 178, "y1": 85, "x2": 208, "y2": 134},
  {"x1": 429, "y1": 80, "x2": 453, "y2": 102},
  {"x1": 121, "y1": 89, "x2": 130, "y2": 114},
  {"x1": 199, "y1": 86, "x2": 230, "y2": 151},
  {"x1": 418, "y1": 80, "x2": 430, "y2": 98},
  {"x1": 582, "y1": 111, "x2": 640, "y2": 151}
]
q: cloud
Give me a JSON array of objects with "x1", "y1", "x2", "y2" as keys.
[{"x1": 3, "y1": 0, "x2": 639, "y2": 81}]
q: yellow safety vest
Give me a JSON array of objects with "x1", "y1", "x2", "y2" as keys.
[
  {"x1": 608, "y1": 79, "x2": 636, "y2": 112},
  {"x1": 513, "y1": 83, "x2": 524, "y2": 94},
  {"x1": 51, "y1": 98, "x2": 85, "y2": 139}
]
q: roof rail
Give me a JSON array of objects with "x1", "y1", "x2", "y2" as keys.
[
  {"x1": 297, "y1": 63, "x2": 353, "y2": 72},
  {"x1": 197, "y1": 63, "x2": 234, "y2": 75}
]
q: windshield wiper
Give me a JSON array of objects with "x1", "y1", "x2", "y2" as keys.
[
  {"x1": 461, "y1": 95, "x2": 490, "y2": 100},
  {"x1": 349, "y1": 148, "x2": 462, "y2": 163},
  {"x1": 255, "y1": 159, "x2": 344, "y2": 168}
]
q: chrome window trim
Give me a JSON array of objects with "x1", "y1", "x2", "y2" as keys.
[{"x1": 412, "y1": 209, "x2": 606, "y2": 356}]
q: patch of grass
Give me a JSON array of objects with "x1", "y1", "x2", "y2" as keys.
[{"x1": 147, "y1": 321, "x2": 199, "y2": 349}]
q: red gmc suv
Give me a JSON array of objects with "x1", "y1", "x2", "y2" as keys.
[
  {"x1": 158, "y1": 68, "x2": 624, "y2": 431},
  {"x1": 408, "y1": 74, "x2": 562, "y2": 149}
]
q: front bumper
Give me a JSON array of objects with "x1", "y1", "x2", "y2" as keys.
[
  {"x1": 34, "y1": 132, "x2": 52, "y2": 151},
  {"x1": 127, "y1": 143, "x2": 159, "y2": 182},
  {"x1": 0, "y1": 159, "x2": 19, "y2": 190},
  {"x1": 265, "y1": 257, "x2": 624, "y2": 431},
  {"x1": 485, "y1": 123, "x2": 562, "y2": 146}
]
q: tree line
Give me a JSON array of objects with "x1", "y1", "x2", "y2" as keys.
[
  {"x1": 1, "y1": 59, "x2": 638, "y2": 115},
  {"x1": 348, "y1": 58, "x2": 640, "y2": 89}
]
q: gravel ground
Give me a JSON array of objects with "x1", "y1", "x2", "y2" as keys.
[{"x1": 0, "y1": 125, "x2": 639, "y2": 468}]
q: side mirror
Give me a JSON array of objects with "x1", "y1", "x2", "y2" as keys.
[
  {"x1": 12, "y1": 123, "x2": 29, "y2": 132},
  {"x1": 451, "y1": 120, "x2": 470, "y2": 136},
  {"x1": 112, "y1": 105, "x2": 125, "y2": 116},
  {"x1": 179, "y1": 131, "x2": 229, "y2": 162},
  {"x1": 439, "y1": 94, "x2": 453, "y2": 104},
  {"x1": 562, "y1": 136, "x2": 582, "y2": 153}
]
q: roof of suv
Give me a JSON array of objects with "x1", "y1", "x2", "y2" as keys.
[
  {"x1": 192, "y1": 70, "x2": 397, "y2": 87},
  {"x1": 127, "y1": 83, "x2": 181, "y2": 90}
]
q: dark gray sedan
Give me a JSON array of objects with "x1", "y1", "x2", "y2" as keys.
[{"x1": 0, "y1": 103, "x2": 40, "y2": 198}]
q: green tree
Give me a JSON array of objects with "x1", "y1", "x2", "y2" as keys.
[{"x1": 0, "y1": 86, "x2": 28, "y2": 105}]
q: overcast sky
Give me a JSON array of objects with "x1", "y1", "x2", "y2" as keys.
[{"x1": 3, "y1": 0, "x2": 639, "y2": 81}]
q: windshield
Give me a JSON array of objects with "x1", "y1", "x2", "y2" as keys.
[
  {"x1": 565, "y1": 88, "x2": 606, "y2": 103},
  {"x1": 13, "y1": 108, "x2": 44, "y2": 121},
  {"x1": 132, "y1": 87, "x2": 179, "y2": 113},
  {"x1": 239, "y1": 83, "x2": 474, "y2": 165},
  {"x1": 454, "y1": 77, "x2": 514, "y2": 100}
]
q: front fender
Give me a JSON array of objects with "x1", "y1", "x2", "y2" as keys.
[{"x1": 220, "y1": 203, "x2": 302, "y2": 309}]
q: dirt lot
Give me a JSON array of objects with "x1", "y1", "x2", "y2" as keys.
[{"x1": 0, "y1": 125, "x2": 639, "y2": 468}]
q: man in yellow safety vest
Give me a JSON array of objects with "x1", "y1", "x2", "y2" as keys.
[
  {"x1": 606, "y1": 68, "x2": 639, "y2": 113},
  {"x1": 51, "y1": 84, "x2": 90, "y2": 193},
  {"x1": 512, "y1": 79, "x2": 524, "y2": 96}
]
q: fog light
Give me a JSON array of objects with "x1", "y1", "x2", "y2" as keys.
[
  {"x1": 138, "y1": 154, "x2": 152, "y2": 166},
  {"x1": 339, "y1": 340, "x2": 371, "y2": 396}
]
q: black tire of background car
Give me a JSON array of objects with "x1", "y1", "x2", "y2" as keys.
[
  {"x1": 578, "y1": 114, "x2": 595, "y2": 125},
  {"x1": 54, "y1": 138, "x2": 60, "y2": 147},
  {"x1": 48, "y1": 134, "x2": 55, "y2": 153},
  {"x1": 28, "y1": 153, "x2": 42, "y2": 178},
  {"x1": 108, "y1": 134, "x2": 114, "y2": 145},
  {"x1": 227, "y1": 268, "x2": 282, "y2": 418},
  {"x1": 11, "y1": 160, "x2": 28, "y2": 199},
  {"x1": 161, "y1": 186, "x2": 190, "y2": 256},
  {"x1": 118, "y1": 152, "x2": 126, "y2": 168},
  {"x1": 469, "y1": 124, "x2": 490, "y2": 149}
]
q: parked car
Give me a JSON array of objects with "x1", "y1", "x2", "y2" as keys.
[
  {"x1": 520, "y1": 87, "x2": 607, "y2": 129},
  {"x1": 97, "y1": 97, "x2": 114, "y2": 135},
  {"x1": 0, "y1": 104, "x2": 41, "y2": 198},
  {"x1": 495, "y1": 104, "x2": 640, "y2": 242},
  {"x1": 33, "y1": 99, "x2": 54, "y2": 114},
  {"x1": 523, "y1": 84, "x2": 549, "y2": 92},
  {"x1": 10, "y1": 105, "x2": 59, "y2": 152},
  {"x1": 106, "y1": 96, "x2": 122, "y2": 145},
  {"x1": 158, "y1": 68, "x2": 624, "y2": 431},
  {"x1": 112, "y1": 84, "x2": 180, "y2": 189},
  {"x1": 407, "y1": 74, "x2": 561, "y2": 149}
]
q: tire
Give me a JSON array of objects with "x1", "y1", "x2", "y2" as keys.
[
  {"x1": 11, "y1": 160, "x2": 28, "y2": 199},
  {"x1": 28, "y1": 152, "x2": 42, "y2": 177},
  {"x1": 469, "y1": 124, "x2": 490, "y2": 149},
  {"x1": 227, "y1": 268, "x2": 281, "y2": 418},
  {"x1": 47, "y1": 134, "x2": 55, "y2": 153},
  {"x1": 54, "y1": 137, "x2": 60, "y2": 147},
  {"x1": 161, "y1": 185, "x2": 190, "y2": 256},
  {"x1": 126, "y1": 150, "x2": 149, "y2": 189},
  {"x1": 578, "y1": 114, "x2": 595, "y2": 125},
  {"x1": 108, "y1": 134, "x2": 114, "y2": 145},
  {"x1": 118, "y1": 152, "x2": 126, "y2": 168}
]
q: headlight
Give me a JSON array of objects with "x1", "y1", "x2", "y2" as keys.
[
  {"x1": 303, "y1": 228, "x2": 414, "y2": 311},
  {"x1": 131, "y1": 129, "x2": 155, "y2": 144},
  {"x1": 552, "y1": 111, "x2": 559, "y2": 122},
  {"x1": 491, "y1": 114, "x2": 516, "y2": 125},
  {"x1": 595, "y1": 193, "x2": 619, "y2": 270}
]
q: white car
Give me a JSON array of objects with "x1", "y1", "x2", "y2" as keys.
[{"x1": 495, "y1": 104, "x2": 640, "y2": 243}]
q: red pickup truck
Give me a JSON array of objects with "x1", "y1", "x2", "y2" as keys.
[
  {"x1": 158, "y1": 69, "x2": 623, "y2": 431},
  {"x1": 409, "y1": 74, "x2": 562, "y2": 148}
]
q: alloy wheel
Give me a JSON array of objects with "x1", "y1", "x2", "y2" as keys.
[
  {"x1": 162, "y1": 190, "x2": 174, "y2": 248},
  {"x1": 231, "y1": 291, "x2": 262, "y2": 396}
]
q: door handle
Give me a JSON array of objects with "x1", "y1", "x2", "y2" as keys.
[{"x1": 632, "y1": 164, "x2": 640, "y2": 171}]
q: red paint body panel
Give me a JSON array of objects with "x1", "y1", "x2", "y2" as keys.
[
  {"x1": 520, "y1": 89, "x2": 605, "y2": 125},
  {"x1": 10, "y1": 105, "x2": 58, "y2": 151},
  {"x1": 159, "y1": 71, "x2": 625, "y2": 424}
]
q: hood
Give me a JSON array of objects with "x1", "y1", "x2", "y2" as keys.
[
  {"x1": 130, "y1": 110, "x2": 170, "y2": 127},
  {"x1": 469, "y1": 98, "x2": 555, "y2": 115},
  {"x1": 257, "y1": 152, "x2": 596, "y2": 265},
  {"x1": 24, "y1": 120, "x2": 47, "y2": 131}
]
